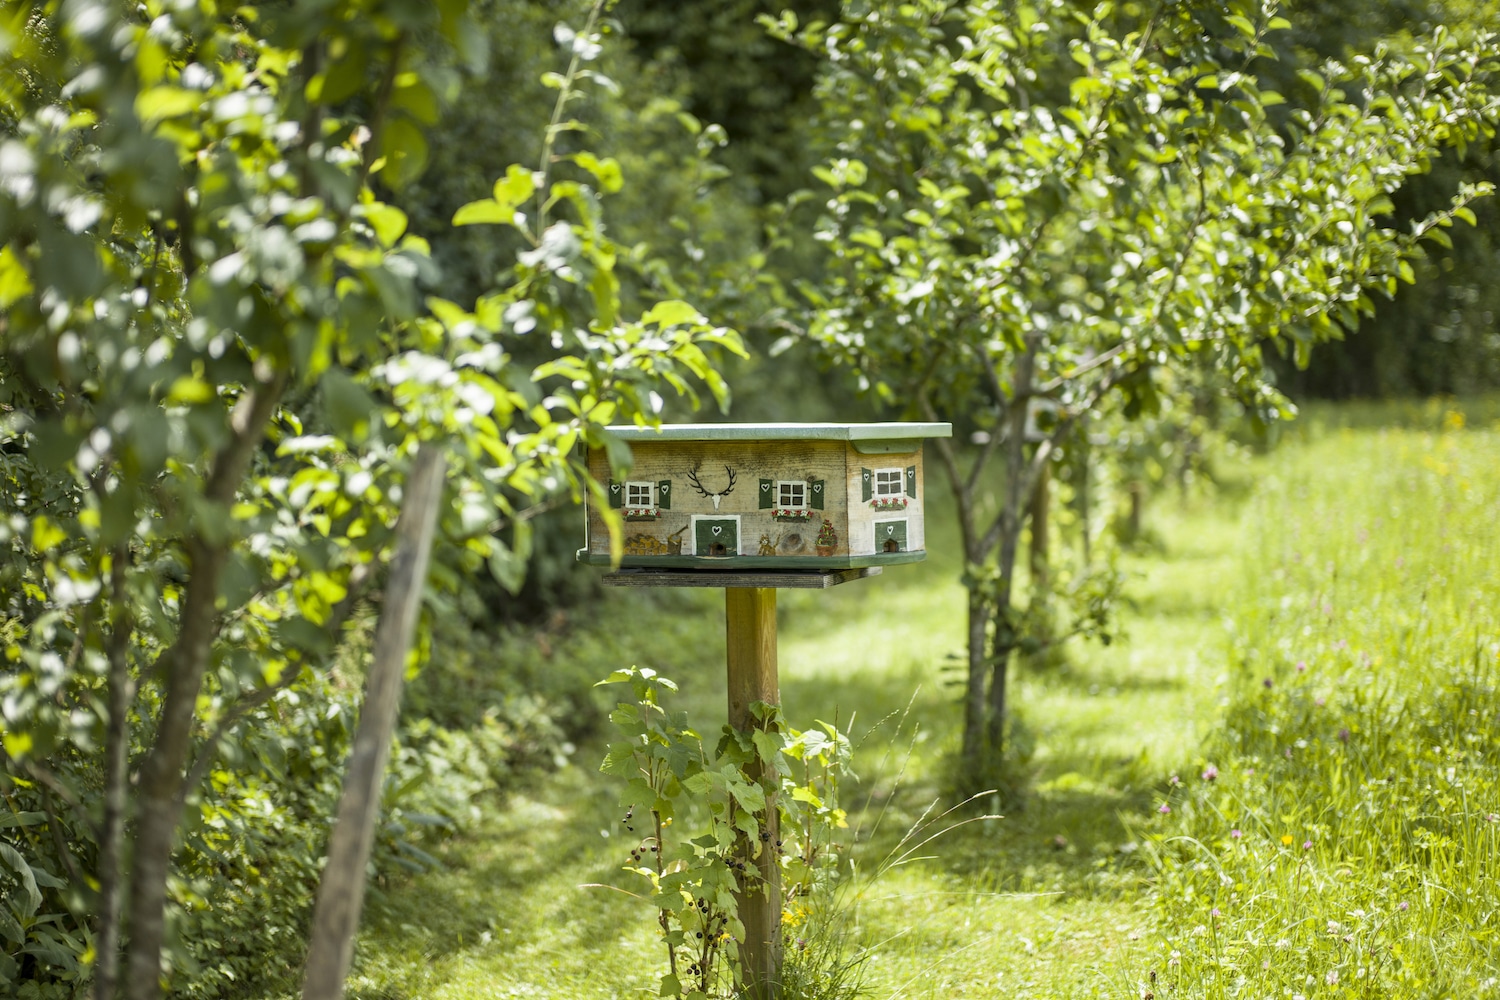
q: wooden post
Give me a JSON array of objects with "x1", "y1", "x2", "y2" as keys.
[
  {"x1": 302, "y1": 445, "x2": 446, "y2": 1000},
  {"x1": 725, "y1": 587, "x2": 781, "y2": 998}
]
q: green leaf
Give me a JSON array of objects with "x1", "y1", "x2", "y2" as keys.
[
  {"x1": 135, "y1": 85, "x2": 202, "y2": 124},
  {"x1": 573, "y1": 152, "x2": 624, "y2": 194},
  {"x1": 362, "y1": 203, "x2": 409, "y2": 248},
  {"x1": 31, "y1": 516, "x2": 66, "y2": 553},
  {"x1": 0, "y1": 246, "x2": 33, "y2": 308},
  {"x1": 378, "y1": 118, "x2": 429, "y2": 189},
  {"x1": 165, "y1": 376, "x2": 216, "y2": 405},
  {"x1": 642, "y1": 300, "x2": 703, "y2": 328},
  {"x1": 493, "y1": 163, "x2": 538, "y2": 210},
  {"x1": 488, "y1": 540, "x2": 526, "y2": 595},
  {"x1": 321, "y1": 368, "x2": 377, "y2": 441},
  {"x1": 393, "y1": 78, "x2": 440, "y2": 125},
  {"x1": 453, "y1": 199, "x2": 513, "y2": 226},
  {"x1": 0, "y1": 843, "x2": 41, "y2": 916}
]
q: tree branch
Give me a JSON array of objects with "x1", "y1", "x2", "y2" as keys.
[{"x1": 177, "y1": 561, "x2": 375, "y2": 804}]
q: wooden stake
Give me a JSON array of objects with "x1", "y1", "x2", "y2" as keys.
[
  {"x1": 302, "y1": 445, "x2": 446, "y2": 1000},
  {"x1": 725, "y1": 587, "x2": 781, "y2": 998}
]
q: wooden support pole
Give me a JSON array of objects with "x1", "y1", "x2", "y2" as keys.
[
  {"x1": 724, "y1": 587, "x2": 781, "y2": 999},
  {"x1": 302, "y1": 445, "x2": 446, "y2": 1000}
]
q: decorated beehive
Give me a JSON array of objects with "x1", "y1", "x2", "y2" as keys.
[{"x1": 580, "y1": 422, "x2": 952, "y2": 569}]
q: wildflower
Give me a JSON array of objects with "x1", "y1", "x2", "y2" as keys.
[
  {"x1": 1487, "y1": 814, "x2": 1499, "y2": 823},
  {"x1": 1230, "y1": 829, "x2": 1242, "y2": 839},
  {"x1": 1201, "y1": 765, "x2": 1218, "y2": 781},
  {"x1": 1211, "y1": 908, "x2": 1221, "y2": 918},
  {"x1": 1327, "y1": 971, "x2": 1340, "y2": 986},
  {"x1": 1169, "y1": 773, "x2": 1181, "y2": 787},
  {"x1": 1168, "y1": 951, "x2": 1181, "y2": 968},
  {"x1": 1303, "y1": 841, "x2": 1313, "y2": 850},
  {"x1": 1159, "y1": 803, "x2": 1171, "y2": 815},
  {"x1": 1338, "y1": 728, "x2": 1351, "y2": 743},
  {"x1": 1399, "y1": 901, "x2": 1409, "y2": 911},
  {"x1": 1315, "y1": 697, "x2": 1326, "y2": 707},
  {"x1": 1296, "y1": 660, "x2": 1307, "y2": 672},
  {"x1": 1263, "y1": 678, "x2": 1274, "y2": 689},
  {"x1": 1282, "y1": 835, "x2": 1294, "y2": 847}
]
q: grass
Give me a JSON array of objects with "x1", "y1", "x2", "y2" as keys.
[{"x1": 332, "y1": 398, "x2": 1499, "y2": 999}]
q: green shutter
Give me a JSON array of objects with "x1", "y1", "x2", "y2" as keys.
[
  {"x1": 759, "y1": 478, "x2": 774, "y2": 509},
  {"x1": 657, "y1": 479, "x2": 672, "y2": 510},
  {"x1": 810, "y1": 478, "x2": 824, "y2": 510},
  {"x1": 861, "y1": 468, "x2": 873, "y2": 502},
  {"x1": 905, "y1": 465, "x2": 917, "y2": 498},
  {"x1": 608, "y1": 479, "x2": 623, "y2": 509}
]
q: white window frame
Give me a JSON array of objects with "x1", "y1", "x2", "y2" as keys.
[
  {"x1": 625, "y1": 481, "x2": 656, "y2": 508},
  {"x1": 874, "y1": 468, "x2": 904, "y2": 498},
  {"x1": 776, "y1": 479, "x2": 807, "y2": 510}
]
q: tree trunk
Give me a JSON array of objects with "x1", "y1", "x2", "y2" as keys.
[
  {"x1": 94, "y1": 548, "x2": 133, "y2": 1000},
  {"x1": 1127, "y1": 480, "x2": 1144, "y2": 541},
  {"x1": 123, "y1": 373, "x2": 286, "y2": 1000},
  {"x1": 959, "y1": 586, "x2": 989, "y2": 771},
  {"x1": 124, "y1": 539, "x2": 229, "y2": 1000},
  {"x1": 302, "y1": 445, "x2": 447, "y2": 1000},
  {"x1": 1028, "y1": 458, "x2": 1050, "y2": 595},
  {"x1": 983, "y1": 343, "x2": 1036, "y2": 760},
  {"x1": 1078, "y1": 439, "x2": 1091, "y2": 565}
]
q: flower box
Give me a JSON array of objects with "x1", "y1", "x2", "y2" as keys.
[
  {"x1": 773, "y1": 508, "x2": 813, "y2": 522},
  {"x1": 625, "y1": 507, "x2": 660, "y2": 521},
  {"x1": 869, "y1": 496, "x2": 909, "y2": 512}
]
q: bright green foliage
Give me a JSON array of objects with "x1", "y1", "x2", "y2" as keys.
[
  {"x1": 0, "y1": 0, "x2": 741, "y2": 994},
  {"x1": 1145, "y1": 412, "x2": 1500, "y2": 995},
  {"x1": 597, "y1": 666, "x2": 853, "y2": 998},
  {"x1": 773, "y1": 0, "x2": 1500, "y2": 776}
]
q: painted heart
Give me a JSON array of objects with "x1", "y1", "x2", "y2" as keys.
[
  {"x1": 885, "y1": 526, "x2": 895, "y2": 535},
  {"x1": 761, "y1": 482, "x2": 770, "y2": 491},
  {"x1": 712, "y1": 526, "x2": 722, "y2": 536}
]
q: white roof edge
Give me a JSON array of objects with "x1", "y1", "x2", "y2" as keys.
[{"x1": 604, "y1": 422, "x2": 953, "y2": 442}]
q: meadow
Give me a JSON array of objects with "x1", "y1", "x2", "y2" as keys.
[{"x1": 336, "y1": 400, "x2": 1500, "y2": 999}]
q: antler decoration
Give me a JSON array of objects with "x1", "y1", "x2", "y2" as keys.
[{"x1": 686, "y1": 465, "x2": 737, "y2": 510}]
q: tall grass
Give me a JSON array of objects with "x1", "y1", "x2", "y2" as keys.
[{"x1": 1140, "y1": 411, "x2": 1500, "y2": 997}]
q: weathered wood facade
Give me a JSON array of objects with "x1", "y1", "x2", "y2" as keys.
[{"x1": 581, "y1": 423, "x2": 951, "y2": 569}]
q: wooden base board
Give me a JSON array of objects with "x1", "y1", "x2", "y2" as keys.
[{"x1": 601, "y1": 566, "x2": 883, "y2": 590}]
